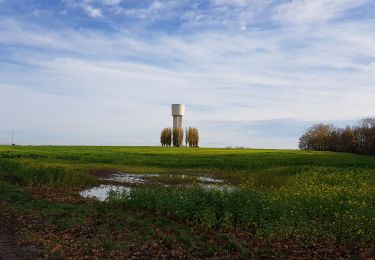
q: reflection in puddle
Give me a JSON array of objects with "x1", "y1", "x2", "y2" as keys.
[
  {"x1": 201, "y1": 184, "x2": 234, "y2": 191},
  {"x1": 101, "y1": 172, "x2": 225, "y2": 186},
  {"x1": 80, "y1": 184, "x2": 235, "y2": 201},
  {"x1": 168, "y1": 174, "x2": 188, "y2": 179},
  {"x1": 80, "y1": 185, "x2": 131, "y2": 201},
  {"x1": 102, "y1": 173, "x2": 160, "y2": 184},
  {"x1": 197, "y1": 176, "x2": 224, "y2": 183},
  {"x1": 166, "y1": 175, "x2": 224, "y2": 184},
  {"x1": 81, "y1": 172, "x2": 232, "y2": 201}
]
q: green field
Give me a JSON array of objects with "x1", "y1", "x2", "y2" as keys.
[{"x1": 0, "y1": 146, "x2": 374, "y2": 258}]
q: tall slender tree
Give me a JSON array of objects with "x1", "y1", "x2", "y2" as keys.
[
  {"x1": 186, "y1": 127, "x2": 199, "y2": 147},
  {"x1": 173, "y1": 127, "x2": 184, "y2": 147},
  {"x1": 160, "y1": 128, "x2": 172, "y2": 147}
]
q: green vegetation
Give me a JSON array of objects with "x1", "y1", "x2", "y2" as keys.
[
  {"x1": 112, "y1": 167, "x2": 374, "y2": 242},
  {"x1": 0, "y1": 145, "x2": 374, "y2": 258}
]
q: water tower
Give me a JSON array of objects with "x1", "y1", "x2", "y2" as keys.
[{"x1": 171, "y1": 104, "x2": 185, "y2": 128}]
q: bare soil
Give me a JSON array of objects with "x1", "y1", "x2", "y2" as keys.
[{"x1": 0, "y1": 204, "x2": 45, "y2": 260}]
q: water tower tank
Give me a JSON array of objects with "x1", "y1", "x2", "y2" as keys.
[{"x1": 171, "y1": 104, "x2": 185, "y2": 128}]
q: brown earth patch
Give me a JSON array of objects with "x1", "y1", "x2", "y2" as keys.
[
  {"x1": 0, "y1": 202, "x2": 45, "y2": 260},
  {"x1": 25, "y1": 186, "x2": 86, "y2": 204},
  {"x1": 88, "y1": 168, "x2": 119, "y2": 178}
]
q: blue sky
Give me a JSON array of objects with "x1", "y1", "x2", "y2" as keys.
[{"x1": 0, "y1": 0, "x2": 374, "y2": 148}]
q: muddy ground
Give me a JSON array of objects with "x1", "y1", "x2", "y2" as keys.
[{"x1": 0, "y1": 206, "x2": 44, "y2": 260}]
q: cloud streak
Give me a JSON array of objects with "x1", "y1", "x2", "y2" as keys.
[{"x1": 274, "y1": 0, "x2": 370, "y2": 25}]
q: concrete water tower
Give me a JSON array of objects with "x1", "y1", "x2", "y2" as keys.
[{"x1": 171, "y1": 104, "x2": 185, "y2": 128}]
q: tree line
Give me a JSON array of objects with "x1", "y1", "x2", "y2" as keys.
[
  {"x1": 160, "y1": 127, "x2": 199, "y2": 147},
  {"x1": 299, "y1": 118, "x2": 375, "y2": 155}
]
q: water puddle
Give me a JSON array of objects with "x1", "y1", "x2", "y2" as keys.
[
  {"x1": 80, "y1": 183, "x2": 234, "y2": 201},
  {"x1": 96, "y1": 170, "x2": 224, "y2": 186},
  {"x1": 80, "y1": 185, "x2": 131, "y2": 201},
  {"x1": 197, "y1": 176, "x2": 224, "y2": 183},
  {"x1": 168, "y1": 174, "x2": 189, "y2": 179},
  {"x1": 200, "y1": 184, "x2": 234, "y2": 191},
  {"x1": 165, "y1": 174, "x2": 224, "y2": 183},
  {"x1": 81, "y1": 171, "x2": 231, "y2": 201},
  {"x1": 101, "y1": 173, "x2": 160, "y2": 184}
]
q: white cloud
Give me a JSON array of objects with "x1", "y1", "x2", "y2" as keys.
[
  {"x1": 274, "y1": 0, "x2": 368, "y2": 25},
  {"x1": 100, "y1": 0, "x2": 122, "y2": 5},
  {"x1": 111, "y1": 0, "x2": 183, "y2": 21},
  {"x1": 83, "y1": 4, "x2": 103, "y2": 18},
  {"x1": 180, "y1": 0, "x2": 270, "y2": 30},
  {"x1": 106, "y1": 0, "x2": 269, "y2": 30},
  {"x1": 62, "y1": 0, "x2": 104, "y2": 18},
  {"x1": 212, "y1": 0, "x2": 252, "y2": 7}
]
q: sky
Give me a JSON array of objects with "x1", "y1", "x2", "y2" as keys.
[{"x1": 0, "y1": 0, "x2": 374, "y2": 148}]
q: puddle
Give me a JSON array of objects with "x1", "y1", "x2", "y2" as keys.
[
  {"x1": 102, "y1": 173, "x2": 160, "y2": 184},
  {"x1": 97, "y1": 171, "x2": 224, "y2": 186},
  {"x1": 168, "y1": 174, "x2": 188, "y2": 179},
  {"x1": 80, "y1": 183, "x2": 235, "y2": 201},
  {"x1": 80, "y1": 185, "x2": 131, "y2": 201},
  {"x1": 197, "y1": 176, "x2": 224, "y2": 183},
  {"x1": 201, "y1": 184, "x2": 234, "y2": 191},
  {"x1": 83, "y1": 171, "x2": 231, "y2": 200}
]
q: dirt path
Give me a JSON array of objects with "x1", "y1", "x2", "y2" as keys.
[
  {"x1": 0, "y1": 230, "x2": 21, "y2": 260},
  {"x1": 0, "y1": 208, "x2": 44, "y2": 260}
]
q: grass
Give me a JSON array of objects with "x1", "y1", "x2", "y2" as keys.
[
  {"x1": 0, "y1": 145, "x2": 374, "y2": 258},
  {"x1": 110, "y1": 167, "x2": 374, "y2": 242}
]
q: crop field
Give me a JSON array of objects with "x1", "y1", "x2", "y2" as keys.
[{"x1": 0, "y1": 146, "x2": 374, "y2": 258}]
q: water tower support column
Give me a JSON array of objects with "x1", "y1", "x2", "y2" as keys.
[{"x1": 171, "y1": 104, "x2": 185, "y2": 129}]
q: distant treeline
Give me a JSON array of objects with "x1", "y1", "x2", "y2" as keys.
[
  {"x1": 299, "y1": 118, "x2": 375, "y2": 155},
  {"x1": 160, "y1": 127, "x2": 199, "y2": 147}
]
